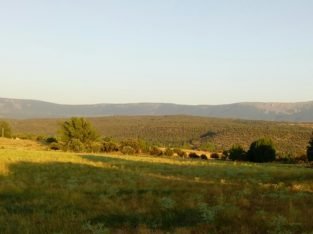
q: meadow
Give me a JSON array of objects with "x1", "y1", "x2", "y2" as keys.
[{"x1": 0, "y1": 139, "x2": 312, "y2": 233}]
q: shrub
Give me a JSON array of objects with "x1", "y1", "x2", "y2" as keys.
[
  {"x1": 0, "y1": 121, "x2": 12, "y2": 138},
  {"x1": 164, "y1": 148, "x2": 174, "y2": 156},
  {"x1": 45, "y1": 136, "x2": 58, "y2": 144},
  {"x1": 60, "y1": 117, "x2": 99, "y2": 152},
  {"x1": 295, "y1": 154, "x2": 308, "y2": 163},
  {"x1": 210, "y1": 153, "x2": 219, "y2": 159},
  {"x1": 36, "y1": 135, "x2": 45, "y2": 141},
  {"x1": 67, "y1": 139, "x2": 85, "y2": 152},
  {"x1": 228, "y1": 145, "x2": 247, "y2": 161},
  {"x1": 88, "y1": 142, "x2": 102, "y2": 153},
  {"x1": 149, "y1": 146, "x2": 163, "y2": 156},
  {"x1": 120, "y1": 139, "x2": 141, "y2": 153},
  {"x1": 173, "y1": 148, "x2": 187, "y2": 157},
  {"x1": 121, "y1": 146, "x2": 135, "y2": 155},
  {"x1": 49, "y1": 142, "x2": 62, "y2": 151},
  {"x1": 101, "y1": 141, "x2": 119, "y2": 152},
  {"x1": 137, "y1": 139, "x2": 151, "y2": 154},
  {"x1": 307, "y1": 132, "x2": 313, "y2": 162},
  {"x1": 222, "y1": 150, "x2": 229, "y2": 159},
  {"x1": 276, "y1": 154, "x2": 295, "y2": 164},
  {"x1": 247, "y1": 138, "x2": 276, "y2": 163},
  {"x1": 189, "y1": 152, "x2": 200, "y2": 159},
  {"x1": 200, "y1": 154, "x2": 208, "y2": 160}
]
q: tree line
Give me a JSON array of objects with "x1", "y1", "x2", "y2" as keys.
[
  {"x1": 1, "y1": 118, "x2": 313, "y2": 163},
  {"x1": 54, "y1": 118, "x2": 313, "y2": 163}
]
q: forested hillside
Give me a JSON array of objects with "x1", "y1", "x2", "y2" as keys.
[{"x1": 7, "y1": 116, "x2": 313, "y2": 156}]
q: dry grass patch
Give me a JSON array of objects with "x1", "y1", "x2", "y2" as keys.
[{"x1": 0, "y1": 149, "x2": 312, "y2": 233}]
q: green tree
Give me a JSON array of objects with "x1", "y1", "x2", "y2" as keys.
[
  {"x1": 307, "y1": 132, "x2": 313, "y2": 162},
  {"x1": 247, "y1": 138, "x2": 276, "y2": 163},
  {"x1": 60, "y1": 117, "x2": 99, "y2": 152},
  {"x1": 229, "y1": 144, "x2": 247, "y2": 161},
  {"x1": 0, "y1": 121, "x2": 12, "y2": 138}
]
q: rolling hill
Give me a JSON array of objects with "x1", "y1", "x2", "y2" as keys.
[
  {"x1": 1, "y1": 97, "x2": 313, "y2": 121},
  {"x1": 7, "y1": 116, "x2": 313, "y2": 156}
]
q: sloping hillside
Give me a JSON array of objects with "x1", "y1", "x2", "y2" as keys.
[{"x1": 8, "y1": 116, "x2": 313, "y2": 156}]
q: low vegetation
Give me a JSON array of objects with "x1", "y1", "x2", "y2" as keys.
[
  {"x1": 247, "y1": 138, "x2": 276, "y2": 163},
  {"x1": 228, "y1": 144, "x2": 247, "y2": 161},
  {"x1": 0, "y1": 121, "x2": 12, "y2": 138},
  {"x1": 7, "y1": 116, "x2": 313, "y2": 157},
  {"x1": 0, "y1": 148, "x2": 312, "y2": 233},
  {"x1": 307, "y1": 132, "x2": 313, "y2": 162},
  {"x1": 60, "y1": 117, "x2": 99, "y2": 152},
  {"x1": 1, "y1": 117, "x2": 313, "y2": 232}
]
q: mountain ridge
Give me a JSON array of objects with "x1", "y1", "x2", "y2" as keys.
[{"x1": 1, "y1": 97, "x2": 313, "y2": 121}]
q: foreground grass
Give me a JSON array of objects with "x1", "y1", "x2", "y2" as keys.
[{"x1": 0, "y1": 149, "x2": 312, "y2": 233}]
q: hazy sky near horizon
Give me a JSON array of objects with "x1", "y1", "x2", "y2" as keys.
[{"x1": 1, "y1": 0, "x2": 313, "y2": 105}]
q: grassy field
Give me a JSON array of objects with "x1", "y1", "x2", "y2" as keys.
[
  {"x1": 7, "y1": 116, "x2": 313, "y2": 156},
  {"x1": 0, "y1": 143, "x2": 313, "y2": 233}
]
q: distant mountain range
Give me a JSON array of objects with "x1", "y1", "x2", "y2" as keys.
[{"x1": 1, "y1": 97, "x2": 313, "y2": 121}]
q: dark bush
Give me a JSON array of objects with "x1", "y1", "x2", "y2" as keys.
[
  {"x1": 228, "y1": 145, "x2": 247, "y2": 161},
  {"x1": 222, "y1": 150, "x2": 229, "y2": 159},
  {"x1": 247, "y1": 138, "x2": 276, "y2": 163},
  {"x1": 307, "y1": 132, "x2": 313, "y2": 162},
  {"x1": 164, "y1": 148, "x2": 174, "y2": 156},
  {"x1": 200, "y1": 154, "x2": 208, "y2": 160},
  {"x1": 121, "y1": 146, "x2": 136, "y2": 155},
  {"x1": 210, "y1": 153, "x2": 219, "y2": 159},
  {"x1": 189, "y1": 152, "x2": 200, "y2": 159},
  {"x1": 49, "y1": 142, "x2": 62, "y2": 151},
  {"x1": 46, "y1": 136, "x2": 58, "y2": 144},
  {"x1": 102, "y1": 141, "x2": 119, "y2": 152},
  {"x1": 149, "y1": 146, "x2": 163, "y2": 156}
]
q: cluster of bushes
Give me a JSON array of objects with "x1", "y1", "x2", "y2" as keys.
[
  {"x1": 3, "y1": 117, "x2": 312, "y2": 164},
  {"x1": 224, "y1": 134, "x2": 313, "y2": 163},
  {"x1": 225, "y1": 138, "x2": 277, "y2": 163}
]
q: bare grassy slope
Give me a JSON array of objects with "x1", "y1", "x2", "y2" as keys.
[{"x1": 0, "y1": 138, "x2": 44, "y2": 151}]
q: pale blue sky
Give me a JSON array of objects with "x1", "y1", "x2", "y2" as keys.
[{"x1": 1, "y1": 0, "x2": 312, "y2": 104}]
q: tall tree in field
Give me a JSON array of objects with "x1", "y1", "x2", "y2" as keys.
[
  {"x1": 60, "y1": 117, "x2": 99, "y2": 152},
  {"x1": 0, "y1": 121, "x2": 12, "y2": 138},
  {"x1": 307, "y1": 132, "x2": 313, "y2": 162}
]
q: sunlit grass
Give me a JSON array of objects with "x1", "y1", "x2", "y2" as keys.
[{"x1": 0, "y1": 148, "x2": 312, "y2": 233}]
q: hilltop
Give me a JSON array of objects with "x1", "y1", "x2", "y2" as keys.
[{"x1": 1, "y1": 97, "x2": 313, "y2": 121}]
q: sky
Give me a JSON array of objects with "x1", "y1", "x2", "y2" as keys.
[{"x1": 0, "y1": 0, "x2": 313, "y2": 105}]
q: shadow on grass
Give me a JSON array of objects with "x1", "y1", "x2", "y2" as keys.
[
  {"x1": 1, "y1": 156, "x2": 313, "y2": 233},
  {"x1": 81, "y1": 154, "x2": 313, "y2": 185},
  {"x1": 0, "y1": 160, "x2": 206, "y2": 233}
]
